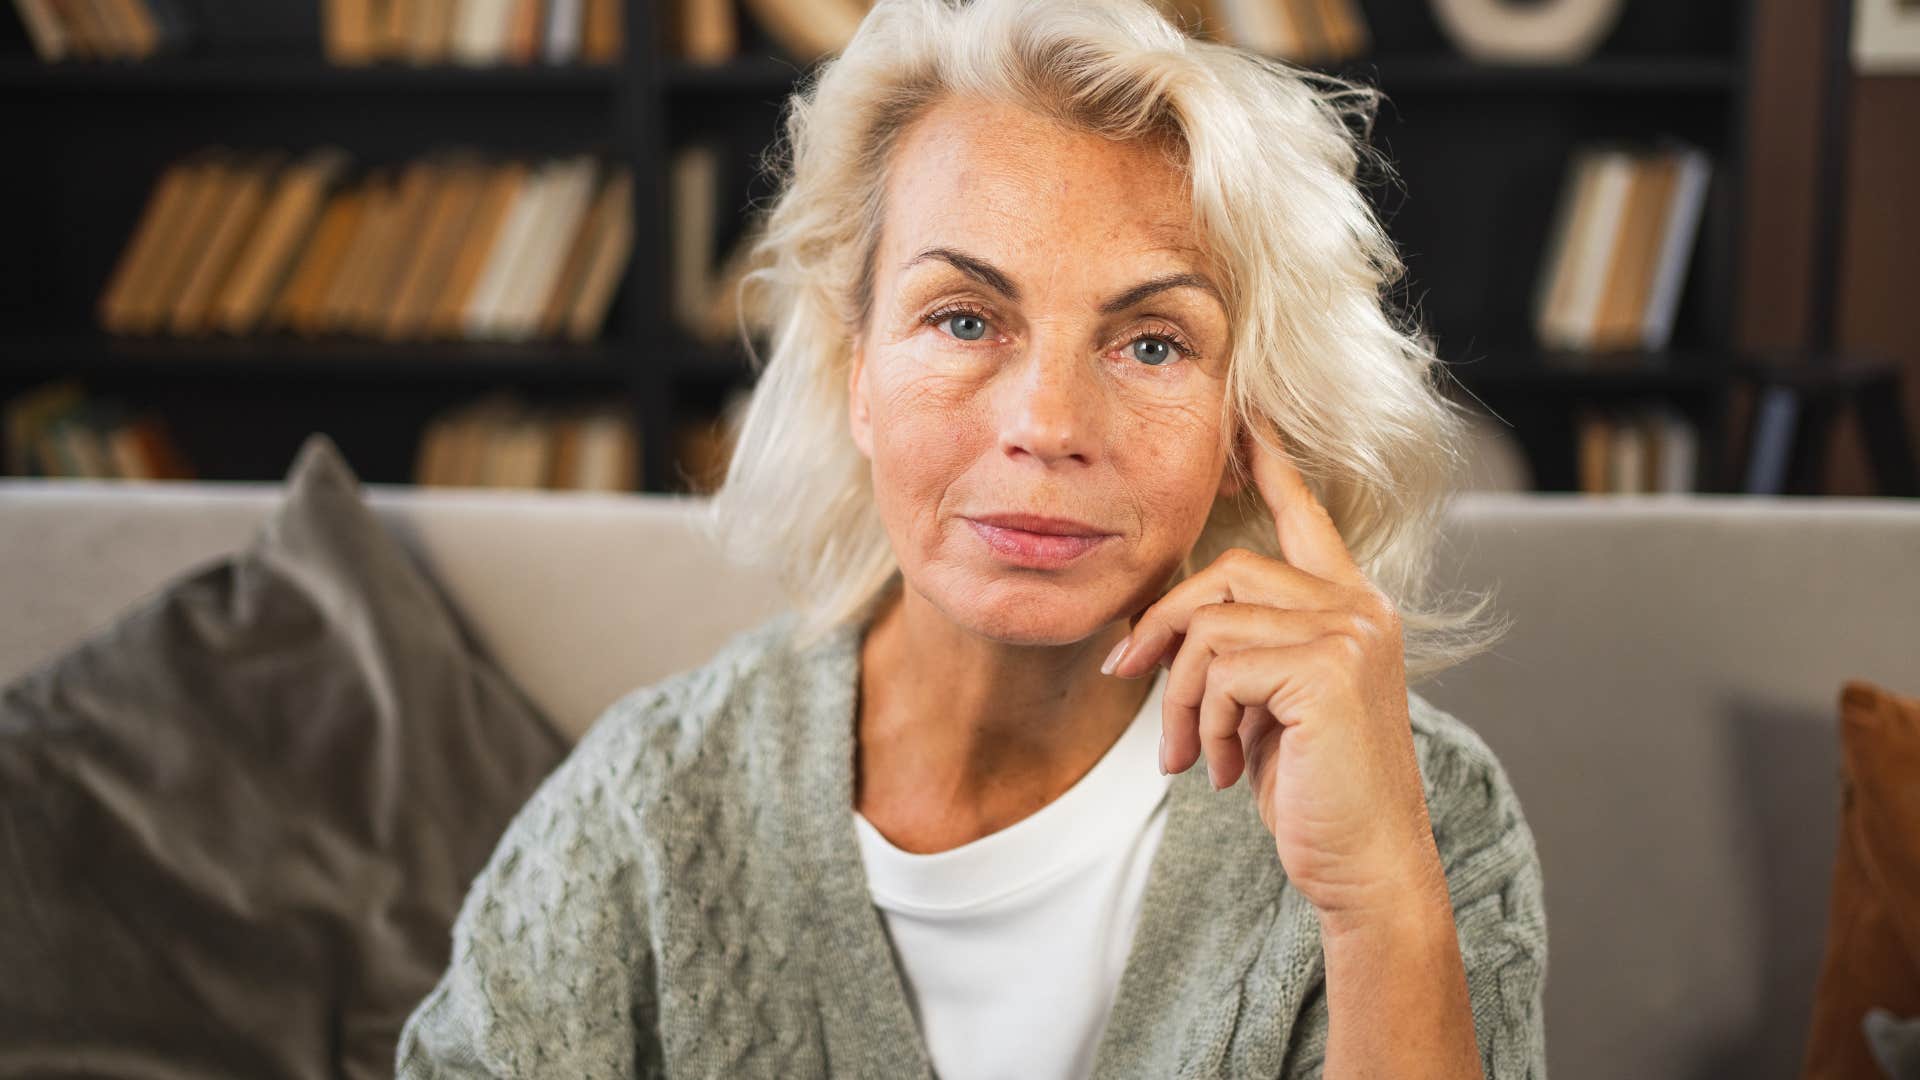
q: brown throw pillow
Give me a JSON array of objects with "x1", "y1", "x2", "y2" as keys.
[
  {"x1": 0, "y1": 433, "x2": 568, "y2": 1079},
  {"x1": 1801, "y1": 678, "x2": 1920, "y2": 1079}
]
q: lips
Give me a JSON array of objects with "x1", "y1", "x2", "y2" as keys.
[
  {"x1": 967, "y1": 513, "x2": 1110, "y2": 537},
  {"x1": 964, "y1": 514, "x2": 1114, "y2": 568}
]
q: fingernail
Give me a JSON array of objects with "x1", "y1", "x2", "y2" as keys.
[
  {"x1": 1157, "y1": 733, "x2": 1166, "y2": 775},
  {"x1": 1101, "y1": 636, "x2": 1130, "y2": 676},
  {"x1": 1207, "y1": 757, "x2": 1222, "y2": 790}
]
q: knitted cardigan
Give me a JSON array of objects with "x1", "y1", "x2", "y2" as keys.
[{"x1": 394, "y1": 608, "x2": 1549, "y2": 1078}]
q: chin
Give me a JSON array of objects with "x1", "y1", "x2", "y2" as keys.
[{"x1": 921, "y1": 568, "x2": 1122, "y2": 647}]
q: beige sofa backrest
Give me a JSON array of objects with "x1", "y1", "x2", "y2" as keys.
[{"x1": 2, "y1": 478, "x2": 1916, "y2": 1080}]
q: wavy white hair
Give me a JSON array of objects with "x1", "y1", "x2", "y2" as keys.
[{"x1": 702, "y1": 0, "x2": 1510, "y2": 682}]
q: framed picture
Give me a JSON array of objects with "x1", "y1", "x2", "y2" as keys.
[{"x1": 1853, "y1": 0, "x2": 1920, "y2": 74}]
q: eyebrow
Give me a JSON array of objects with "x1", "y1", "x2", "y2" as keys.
[{"x1": 902, "y1": 246, "x2": 1223, "y2": 314}]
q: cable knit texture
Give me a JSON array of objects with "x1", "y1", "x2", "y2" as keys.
[{"x1": 394, "y1": 608, "x2": 1548, "y2": 1078}]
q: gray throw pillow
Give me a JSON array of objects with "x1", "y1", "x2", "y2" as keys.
[{"x1": 0, "y1": 432, "x2": 568, "y2": 1079}]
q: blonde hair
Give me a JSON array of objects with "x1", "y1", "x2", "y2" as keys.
[{"x1": 703, "y1": 0, "x2": 1510, "y2": 682}]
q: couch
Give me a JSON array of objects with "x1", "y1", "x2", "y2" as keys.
[{"x1": 3, "y1": 473, "x2": 1915, "y2": 1080}]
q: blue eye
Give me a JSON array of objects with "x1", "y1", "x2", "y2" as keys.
[
  {"x1": 942, "y1": 313, "x2": 989, "y2": 341},
  {"x1": 1131, "y1": 338, "x2": 1175, "y2": 366}
]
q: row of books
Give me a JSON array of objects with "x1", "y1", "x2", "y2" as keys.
[
  {"x1": 1155, "y1": 0, "x2": 1370, "y2": 62},
  {"x1": 661, "y1": 0, "x2": 1368, "y2": 66},
  {"x1": 419, "y1": 388, "x2": 757, "y2": 492},
  {"x1": 1534, "y1": 140, "x2": 1712, "y2": 354},
  {"x1": 323, "y1": 0, "x2": 623, "y2": 67},
  {"x1": 99, "y1": 148, "x2": 634, "y2": 343},
  {"x1": 9, "y1": 0, "x2": 622, "y2": 64},
  {"x1": 1575, "y1": 404, "x2": 1699, "y2": 495},
  {"x1": 415, "y1": 392, "x2": 638, "y2": 489},
  {"x1": 4, "y1": 380, "x2": 197, "y2": 480},
  {"x1": 662, "y1": 0, "x2": 856, "y2": 66},
  {"x1": 10, "y1": 0, "x2": 187, "y2": 60}
]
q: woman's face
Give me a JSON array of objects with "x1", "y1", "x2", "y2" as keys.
[{"x1": 849, "y1": 95, "x2": 1241, "y2": 646}]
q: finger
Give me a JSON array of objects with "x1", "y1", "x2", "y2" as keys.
[
  {"x1": 1198, "y1": 672, "x2": 1246, "y2": 789},
  {"x1": 1244, "y1": 424, "x2": 1370, "y2": 588},
  {"x1": 1241, "y1": 706, "x2": 1282, "y2": 782},
  {"x1": 1237, "y1": 705, "x2": 1262, "y2": 765},
  {"x1": 1161, "y1": 603, "x2": 1356, "y2": 774},
  {"x1": 1159, "y1": 641, "x2": 1297, "y2": 787},
  {"x1": 1108, "y1": 552, "x2": 1351, "y2": 679},
  {"x1": 1163, "y1": 640, "x2": 1339, "y2": 780}
]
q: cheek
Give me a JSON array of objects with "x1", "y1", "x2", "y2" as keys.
[
  {"x1": 866, "y1": 370, "x2": 980, "y2": 513},
  {"x1": 1115, "y1": 394, "x2": 1227, "y2": 527}
]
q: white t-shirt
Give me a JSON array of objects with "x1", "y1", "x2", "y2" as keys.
[{"x1": 852, "y1": 668, "x2": 1173, "y2": 1080}]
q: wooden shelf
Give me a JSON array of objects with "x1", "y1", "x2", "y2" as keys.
[
  {"x1": 1439, "y1": 348, "x2": 1737, "y2": 395},
  {"x1": 1324, "y1": 54, "x2": 1740, "y2": 94},
  {"x1": 0, "y1": 334, "x2": 634, "y2": 387},
  {"x1": 0, "y1": 55, "x2": 621, "y2": 92},
  {"x1": 658, "y1": 52, "x2": 1740, "y2": 98}
]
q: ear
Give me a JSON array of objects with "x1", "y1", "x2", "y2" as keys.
[{"x1": 847, "y1": 331, "x2": 874, "y2": 460}]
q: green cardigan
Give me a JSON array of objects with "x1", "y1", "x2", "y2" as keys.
[{"x1": 394, "y1": 608, "x2": 1548, "y2": 1078}]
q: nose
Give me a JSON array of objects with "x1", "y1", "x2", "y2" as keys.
[{"x1": 994, "y1": 333, "x2": 1103, "y2": 469}]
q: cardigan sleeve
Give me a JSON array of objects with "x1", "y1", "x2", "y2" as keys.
[
  {"x1": 1278, "y1": 704, "x2": 1550, "y2": 1078},
  {"x1": 393, "y1": 709, "x2": 662, "y2": 1079}
]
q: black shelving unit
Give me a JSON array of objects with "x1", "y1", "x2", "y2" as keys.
[
  {"x1": 0, "y1": 0, "x2": 1792, "y2": 493},
  {"x1": 655, "y1": 0, "x2": 1773, "y2": 494}
]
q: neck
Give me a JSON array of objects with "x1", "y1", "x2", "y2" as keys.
[{"x1": 853, "y1": 578, "x2": 1158, "y2": 854}]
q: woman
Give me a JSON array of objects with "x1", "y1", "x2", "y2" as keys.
[{"x1": 397, "y1": 0, "x2": 1546, "y2": 1076}]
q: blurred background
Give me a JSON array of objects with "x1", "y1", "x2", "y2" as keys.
[{"x1": 1, "y1": 0, "x2": 1914, "y2": 500}]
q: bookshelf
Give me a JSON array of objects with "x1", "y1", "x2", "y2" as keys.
[
  {"x1": 654, "y1": 0, "x2": 1768, "y2": 494},
  {"x1": 4, "y1": 0, "x2": 1878, "y2": 495}
]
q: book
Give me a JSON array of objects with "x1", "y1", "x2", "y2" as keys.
[
  {"x1": 99, "y1": 155, "x2": 204, "y2": 334},
  {"x1": 3, "y1": 380, "x2": 84, "y2": 475},
  {"x1": 739, "y1": 0, "x2": 866, "y2": 64},
  {"x1": 323, "y1": 0, "x2": 377, "y2": 64},
  {"x1": 543, "y1": 0, "x2": 582, "y2": 63},
  {"x1": 1589, "y1": 152, "x2": 1676, "y2": 352},
  {"x1": 669, "y1": 142, "x2": 720, "y2": 341},
  {"x1": 552, "y1": 167, "x2": 634, "y2": 342},
  {"x1": 451, "y1": 0, "x2": 514, "y2": 65},
  {"x1": 271, "y1": 186, "x2": 367, "y2": 335},
  {"x1": 1640, "y1": 143, "x2": 1711, "y2": 351},
  {"x1": 13, "y1": 0, "x2": 69, "y2": 60},
  {"x1": 1743, "y1": 384, "x2": 1800, "y2": 495},
  {"x1": 667, "y1": 0, "x2": 735, "y2": 62},
  {"x1": 1534, "y1": 142, "x2": 1712, "y2": 354},
  {"x1": 581, "y1": 0, "x2": 621, "y2": 63}
]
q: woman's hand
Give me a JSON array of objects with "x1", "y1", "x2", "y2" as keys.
[{"x1": 1100, "y1": 426, "x2": 1447, "y2": 929}]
